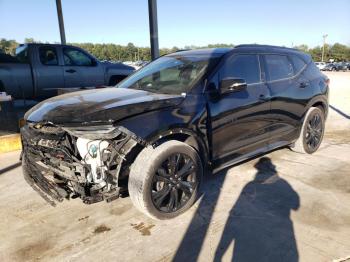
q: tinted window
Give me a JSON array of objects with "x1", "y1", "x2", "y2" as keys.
[
  {"x1": 39, "y1": 46, "x2": 58, "y2": 65},
  {"x1": 221, "y1": 55, "x2": 260, "y2": 84},
  {"x1": 265, "y1": 55, "x2": 294, "y2": 81},
  {"x1": 63, "y1": 48, "x2": 93, "y2": 66},
  {"x1": 290, "y1": 55, "x2": 306, "y2": 74}
]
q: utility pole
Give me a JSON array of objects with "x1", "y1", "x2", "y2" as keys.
[
  {"x1": 56, "y1": 0, "x2": 66, "y2": 44},
  {"x1": 148, "y1": 0, "x2": 160, "y2": 60},
  {"x1": 321, "y1": 34, "x2": 328, "y2": 62}
]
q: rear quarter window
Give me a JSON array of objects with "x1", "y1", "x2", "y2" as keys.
[
  {"x1": 303, "y1": 62, "x2": 322, "y2": 80},
  {"x1": 265, "y1": 54, "x2": 294, "y2": 81},
  {"x1": 290, "y1": 55, "x2": 306, "y2": 74}
]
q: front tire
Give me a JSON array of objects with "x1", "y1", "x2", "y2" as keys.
[
  {"x1": 128, "y1": 140, "x2": 203, "y2": 220},
  {"x1": 292, "y1": 107, "x2": 325, "y2": 154}
]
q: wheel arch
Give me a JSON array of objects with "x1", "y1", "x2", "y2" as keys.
[
  {"x1": 310, "y1": 100, "x2": 328, "y2": 119},
  {"x1": 119, "y1": 128, "x2": 210, "y2": 182},
  {"x1": 306, "y1": 95, "x2": 329, "y2": 119},
  {"x1": 148, "y1": 128, "x2": 209, "y2": 168}
]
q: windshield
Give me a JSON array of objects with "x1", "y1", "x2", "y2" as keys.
[{"x1": 118, "y1": 55, "x2": 217, "y2": 94}]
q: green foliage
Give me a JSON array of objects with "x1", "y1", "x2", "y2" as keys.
[
  {"x1": 0, "y1": 38, "x2": 18, "y2": 55},
  {"x1": 294, "y1": 43, "x2": 350, "y2": 62},
  {"x1": 1, "y1": 38, "x2": 350, "y2": 62}
]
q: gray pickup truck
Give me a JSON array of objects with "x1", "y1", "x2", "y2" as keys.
[{"x1": 0, "y1": 43, "x2": 134, "y2": 99}]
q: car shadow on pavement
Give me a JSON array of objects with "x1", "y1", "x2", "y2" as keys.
[
  {"x1": 330, "y1": 105, "x2": 350, "y2": 119},
  {"x1": 173, "y1": 157, "x2": 300, "y2": 262}
]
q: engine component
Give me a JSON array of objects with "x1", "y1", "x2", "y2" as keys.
[{"x1": 76, "y1": 138, "x2": 110, "y2": 184}]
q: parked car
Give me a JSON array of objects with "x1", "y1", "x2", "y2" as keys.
[
  {"x1": 336, "y1": 62, "x2": 348, "y2": 71},
  {"x1": 0, "y1": 43, "x2": 134, "y2": 99},
  {"x1": 322, "y1": 62, "x2": 348, "y2": 71},
  {"x1": 315, "y1": 62, "x2": 326, "y2": 70},
  {"x1": 133, "y1": 60, "x2": 149, "y2": 70},
  {"x1": 21, "y1": 44, "x2": 329, "y2": 219},
  {"x1": 322, "y1": 63, "x2": 338, "y2": 71}
]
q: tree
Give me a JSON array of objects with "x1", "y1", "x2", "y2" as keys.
[
  {"x1": 294, "y1": 44, "x2": 308, "y2": 53},
  {"x1": 0, "y1": 38, "x2": 349, "y2": 62},
  {"x1": 24, "y1": 38, "x2": 36, "y2": 43}
]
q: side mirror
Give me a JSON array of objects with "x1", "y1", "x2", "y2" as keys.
[{"x1": 220, "y1": 78, "x2": 247, "y2": 94}]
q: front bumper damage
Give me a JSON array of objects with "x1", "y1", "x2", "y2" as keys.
[{"x1": 21, "y1": 122, "x2": 146, "y2": 206}]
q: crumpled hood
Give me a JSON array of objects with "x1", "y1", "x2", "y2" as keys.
[{"x1": 25, "y1": 87, "x2": 184, "y2": 125}]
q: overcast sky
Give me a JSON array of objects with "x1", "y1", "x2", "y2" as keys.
[{"x1": 0, "y1": 0, "x2": 349, "y2": 48}]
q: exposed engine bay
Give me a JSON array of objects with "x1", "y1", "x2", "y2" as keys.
[{"x1": 21, "y1": 122, "x2": 147, "y2": 206}]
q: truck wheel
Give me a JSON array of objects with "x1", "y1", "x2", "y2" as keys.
[
  {"x1": 128, "y1": 140, "x2": 203, "y2": 220},
  {"x1": 292, "y1": 107, "x2": 325, "y2": 154},
  {"x1": 109, "y1": 75, "x2": 127, "y2": 86}
]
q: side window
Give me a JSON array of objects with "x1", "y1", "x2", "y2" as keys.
[
  {"x1": 63, "y1": 48, "x2": 93, "y2": 66},
  {"x1": 221, "y1": 54, "x2": 260, "y2": 84},
  {"x1": 290, "y1": 55, "x2": 306, "y2": 74},
  {"x1": 265, "y1": 55, "x2": 294, "y2": 81},
  {"x1": 15, "y1": 46, "x2": 29, "y2": 63},
  {"x1": 39, "y1": 46, "x2": 58, "y2": 66}
]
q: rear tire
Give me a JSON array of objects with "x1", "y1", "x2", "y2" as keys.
[
  {"x1": 292, "y1": 107, "x2": 325, "y2": 154},
  {"x1": 128, "y1": 140, "x2": 203, "y2": 220}
]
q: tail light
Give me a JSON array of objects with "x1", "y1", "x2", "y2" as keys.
[{"x1": 325, "y1": 78, "x2": 330, "y2": 86}]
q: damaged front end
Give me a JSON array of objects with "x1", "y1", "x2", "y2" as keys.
[{"x1": 21, "y1": 122, "x2": 146, "y2": 206}]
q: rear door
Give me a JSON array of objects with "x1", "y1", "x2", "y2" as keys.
[
  {"x1": 62, "y1": 47, "x2": 104, "y2": 88},
  {"x1": 263, "y1": 54, "x2": 308, "y2": 146},
  {"x1": 209, "y1": 54, "x2": 271, "y2": 163},
  {"x1": 33, "y1": 45, "x2": 64, "y2": 97}
]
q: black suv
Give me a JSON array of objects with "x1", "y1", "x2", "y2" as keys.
[{"x1": 21, "y1": 45, "x2": 329, "y2": 219}]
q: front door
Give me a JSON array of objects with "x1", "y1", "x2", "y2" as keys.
[
  {"x1": 208, "y1": 54, "x2": 271, "y2": 163},
  {"x1": 62, "y1": 47, "x2": 104, "y2": 88}
]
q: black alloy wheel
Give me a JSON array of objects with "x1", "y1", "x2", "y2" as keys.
[
  {"x1": 305, "y1": 113, "x2": 323, "y2": 151},
  {"x1": 151, "y1": 153, "x2": 198, "y2": 213}
]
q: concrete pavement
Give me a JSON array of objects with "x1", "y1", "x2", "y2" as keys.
[{"x1": 0, "y1": 72, "x2": 349, "y2": 262}]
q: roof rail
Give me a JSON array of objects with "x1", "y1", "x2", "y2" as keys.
[
  {"x1": 235, "y1": 44, "x2": 297, "y2": 51},
  {"x1": 175, "y1": 49, "x2": 191, "y2": 52}
]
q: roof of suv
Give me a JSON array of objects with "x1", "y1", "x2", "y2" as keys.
[{"x1": 170, "y1": 44, "x2": 311, "y2": 62}]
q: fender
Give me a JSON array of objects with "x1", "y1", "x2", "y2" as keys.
[
  {"x1": 116, "y1": 96, "x2": 210, "y2": 163},
  {"x1": 148, "y1": 127, "x2": 209, "y2": 164},
  {"x1": 305, "y1": 94, "x2": 329, "y2": 118}
]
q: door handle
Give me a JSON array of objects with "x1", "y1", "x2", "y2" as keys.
[
  {"x1": 65, "y1": 69, "x2": 76, "y2": 73},
  {"x1": 259, "y1": 94, "x2": 270, "y2": 102},
  {"x1": 299, "y1": 82, "x2": 309, "y2": 88}
]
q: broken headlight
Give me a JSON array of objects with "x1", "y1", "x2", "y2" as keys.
[{"x1": 62, "y1": 124, "x2": 120, "y2": 140}]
